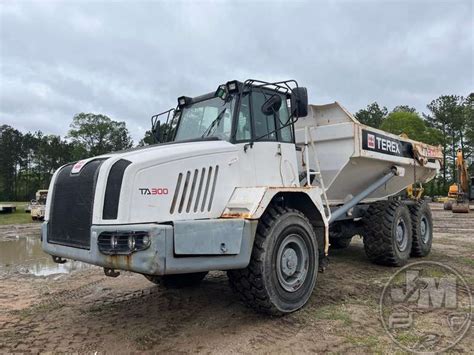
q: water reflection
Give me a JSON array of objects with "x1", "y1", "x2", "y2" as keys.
[{"x1": 0, "y1": 235, "x2": 91, "y2": 276}]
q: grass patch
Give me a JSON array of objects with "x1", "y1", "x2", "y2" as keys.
[
  {"x1": 312, "y1": 304, "x2": 352, "y2": 325},
  {"x1": 394, "y1": 331, "x2": 421, "y2": 347},
  {"x1": 0, "y1": 202, "x2": 35, "y2": 225},
  {"x1": 458, "y1": 256, "x2": 474, "y2": 267},
  {"x1": 344, "y1": 334, "x2": 381, "y2": 351}
]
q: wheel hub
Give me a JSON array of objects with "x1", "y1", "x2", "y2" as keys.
[
  {"x1": 281, "y1": 248, "x2": 298, "y2": 276},
  {"x1": 420, "y1": 215, "x2": 430, "y2": 244},
  {"x1": 276, "y1": 234, "x2": 309, "y2": 292},
  {"x1": 396, "y1": 218, "x2": 408, "y2": 252}
]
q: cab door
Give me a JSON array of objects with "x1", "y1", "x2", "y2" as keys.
[{"x1": 234, "y1": 90, "x2": 299, "y2": 188}]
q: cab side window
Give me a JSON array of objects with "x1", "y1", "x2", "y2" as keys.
[
  {"x1": 251, "y1": 91, "x2": 277, "y2": 141},
  {"x1": 278, "y1": 99, "x2": 293, "y2": 143},
  {"x1": 235, "y1": 94, "x2": 251, "y2": 141}
]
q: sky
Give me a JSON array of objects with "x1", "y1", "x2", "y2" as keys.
[{"x1": 0, "y1": 0, "x2": 472, "y2": 143}]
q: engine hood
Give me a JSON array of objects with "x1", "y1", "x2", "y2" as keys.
[
  {"x1": 111, "y1": 139, "x2": 238, "y2": 166},
  {"x1": 72, "y1": 139, "x2": 238, "y2": 172},
  {"x1": 90, "y1": 139, "x2": 241, "y2": 224}
]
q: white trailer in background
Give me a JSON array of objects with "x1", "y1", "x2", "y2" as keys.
[
  {"x1": 42, "y1": 79, "x2": 442, "y2": 315},
  {"x1": 0, "y1": 204, "x2": 16, "y2": 213}
]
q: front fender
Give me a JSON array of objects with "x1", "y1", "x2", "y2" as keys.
[{"x1": 222, "y1": 187, "x2": 329, "y2": 255}]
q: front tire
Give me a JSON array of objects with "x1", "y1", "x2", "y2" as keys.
[
  {"x1": 228, "y1": 205, "x2": 318, "y2": 315},
  {"x1": 409, "y1": 200, "x2": 433, "y2": 257},
  {"x1": 363, "y1": 201, "x2": 413, "y2": 266}
]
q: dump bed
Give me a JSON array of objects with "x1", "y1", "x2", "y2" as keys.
[{"x1": 294, "y1": 102, "x2": 442, "y2": 205}]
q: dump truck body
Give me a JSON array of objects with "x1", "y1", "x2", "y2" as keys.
[{"x1": 294, "y1": 103, "x2": 441, "y2": 205}]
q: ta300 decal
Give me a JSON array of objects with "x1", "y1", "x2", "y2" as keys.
[
  {"x1": 138, "y1": 188, "x2": 169, "y2": 195},
  {"x1": 362, "y1": 129, "x2": 413, "y2": 158}
]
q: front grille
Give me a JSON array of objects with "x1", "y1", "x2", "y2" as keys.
[{"x1": 48, "y1": 159, "x2": 106, "y2": 249}]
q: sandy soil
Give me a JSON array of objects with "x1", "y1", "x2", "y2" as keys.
[{"x1": 0, "y1": 203, "x2": 472, "y2": 353}]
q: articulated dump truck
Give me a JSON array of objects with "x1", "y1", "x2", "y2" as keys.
[{"x1": 43, "y1": 79, "x2": 442, "y2": 315}]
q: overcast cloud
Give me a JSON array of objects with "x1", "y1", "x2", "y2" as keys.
[{"x1": 0, "y1": 0, "x2": 472, "y2": 142}]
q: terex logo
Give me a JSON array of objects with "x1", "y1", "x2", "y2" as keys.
[
  {"x1": 139, "y1": 188, "x2": 169, "y2": 195},
  {"x1": 375, "y1": 136, "x2": 401, "y2": 154},
  {"x1": 363, "y1": 129, "x2": 412, "y2": 158},
  {"x1": 368, "y1": 134, "x2": 376, "y2": 149}
]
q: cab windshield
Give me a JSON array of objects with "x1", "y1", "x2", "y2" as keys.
[{"x1": 173, "y1": 96, "x2": 235, "y2": 142}]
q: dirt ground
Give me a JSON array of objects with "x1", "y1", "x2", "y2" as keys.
[{"x1": 0, "y1": 203, "x2": 472, "y2": 353}]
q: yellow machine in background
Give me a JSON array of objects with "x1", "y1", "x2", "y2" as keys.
[
  {"x1": 443, "y1": 148, "x2": 470, "y2": 213},
  {"x1": 406, "y1": 183, "x2": 424, "y2": 200}
]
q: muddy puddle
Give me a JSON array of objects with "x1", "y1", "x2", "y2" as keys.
[{"x1": 0, "y1": 229, "x2": 91, "y2": 277}]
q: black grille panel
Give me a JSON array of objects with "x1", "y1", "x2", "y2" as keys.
[
  {"x1": 103, "y1": 159, "x2": 131, "y2": 220},
  {"x1": 48, "y1": 159, "x2": 106, "y2": 249}
]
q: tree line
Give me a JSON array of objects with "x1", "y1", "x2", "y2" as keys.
[
  {"x1": 0, "y1": 113, "x2": 133, "y2": 201},
  {"x1": 1, "y1": 93, "x2": 472, "y2": 201}
]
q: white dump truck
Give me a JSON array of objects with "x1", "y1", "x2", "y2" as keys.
[{"x1": 43, "y1": 80, "x2": 442, "y2": 315}]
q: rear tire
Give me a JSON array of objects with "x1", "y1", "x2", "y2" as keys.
[
  {"x1": 363, "y1": 201, "x2": 413, "y2": 266},
  {"x1": 144, "y1": 272, "x2": 208, "y2": 288},
  {"x1": 409, "y1": 200, "x2": 433, "y2": 257},
  {"x1": 227, "y1": 205, "x2": 318, "y2": 315}
]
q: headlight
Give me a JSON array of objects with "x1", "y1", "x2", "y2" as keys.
[{"x1": 98, "y1": 231, "x2": 150, "y2": 255}]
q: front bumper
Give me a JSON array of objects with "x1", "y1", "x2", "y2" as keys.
[{"x1": 42, "y1": 219, "x2": 256, "y2": 275}]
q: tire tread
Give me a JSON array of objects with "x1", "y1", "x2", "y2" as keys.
[
  {"x1": 363, "y1": 200, "x2": 412, "y2": 266},
  {"x1": 228, "y1": 205, "x2": 314, "y2": 315}
]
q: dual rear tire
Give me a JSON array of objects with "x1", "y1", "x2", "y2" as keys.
[{"x1": 363, "y1": 200, "x2": 433, "y2": 266}]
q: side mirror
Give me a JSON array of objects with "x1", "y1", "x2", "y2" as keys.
[
  {"x1": 261, "y1": 94, "x2": 282, "y2": 116},
  {"x1": 291, "y1": 87, "x2": 308, "y2": 117},
  {"x1": 152, "y1": 120, "x2": 161, "y2": 143}
]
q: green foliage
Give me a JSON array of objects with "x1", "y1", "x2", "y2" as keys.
[
  {"x1": 380, "y1": 111, "x2": 443, "y2": 145},
  {"x1": 354, "y1": 102, "x2": 388, "y2": 128},
  {"x1": 391, "y1": 105, "x2": 417, "y2": 114},
  {"x1": 0, "y1": 125, "x2": 23, "y2": 200},
  {"x1": 425, "y1": 94, "x2": 472, "y2": 189},
  {"x1": 0, "y1": 112, "x2": 134, "y2": 201},
  {"x1": 138, "y1": 130, "x2": 155, "y2": 147},
  {"x1": 67, "y1": 113, "x2": 133, "y2": 156},
  {"x1": 138, "y1": 122, "x2": 174, "y2": 146},
  {"x1": 465, "y1": 93, "x2": 474, "y2": 173},
  {"x1": 0, "y1": 126, "x2": 77, "y2": 200},
  {"x1": 380, "y1": 112, "x2": 425, "y2": 139}
]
